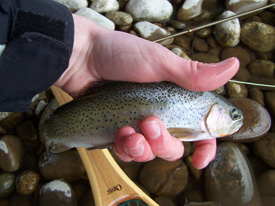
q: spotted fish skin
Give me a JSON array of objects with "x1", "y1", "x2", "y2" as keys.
[{"x1": 42, "y1": 82, "x2": 240, "y2": 152}]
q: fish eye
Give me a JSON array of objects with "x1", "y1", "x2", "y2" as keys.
[{"x1": 230, "y1": 107, "x2": 241, "y2": 120}]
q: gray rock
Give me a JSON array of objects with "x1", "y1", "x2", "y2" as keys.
[
  {"x1": 225, "y1": 0, "x2": 268, "y2": 14},
  {"x1": 205, "y1": 142, "x2": 259, "y2": 206},
  {"x1": 240, "y1": 22, "x2": 275, "y2": 52},
  {"x1": 214, "y1": 10, "x2": 240, "y2": 47},
  {"x1": 177, "y1": 0, "x2": 204, "y2": 21},
  {"x1": 90, "y1": 0, "x2": 119, "y2": 13},
  {"x1": 125, "y1": 0, "x2": 173, "y2": 22},
  {"x1": 0, "y1": 135, "x2": 25, "y2": 172},
  {"x1": 105, "y1": 11, "x2": 133, "y2": 26},
  {"x1": 39, "y1": 180, "x2": 77, "y2": 206},
  {"x1": 53, "y1": 0, "x2": 88, "y2": 12},
  {"x1": 75, "y1": 8, "x2": 115, "y2": 30}
]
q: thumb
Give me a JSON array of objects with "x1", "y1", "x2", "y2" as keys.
[{"x1": 166, "y1": 57, "x2": 240, "y2": 91}]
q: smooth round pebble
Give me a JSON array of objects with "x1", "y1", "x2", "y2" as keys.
[
  {"x1": 265, "y1": 91, "x2": 275, "y2": 116},
  {"x1": 167, "y1": 20, "x2": 186, "y2": 30},
  {"x1": 105, "y1": 11, "x2": 133, "y2": 26},
  {"x1": 39, "y1": 180, "x2": 77, "y2": 206},
  {"x1": 0, "y1": 135, "x2": 25, "y2": 172},
  {"x1": 227, "y1": 82, "x2": 248, "y2": 98},
  {"x1": 139, "y1": 158, "x2": 188, "y2": 196},
  {"x1": 39, "y1": 150, "x2": 86, "y2": 181},
  {"x1": 125, "y1": 0, "x2": 173, "y2": 22},
  {"x1": 166, "y1": 45, "x2": 191, "y2": 60},
  {"x1": 0, "y1": 113, "x2": 24, "y2": 129},
  {"x1": 205, "y1": 142, "x2": 260, "y2": 206},
  {"x1": 177, "y1": 0, "x2": 204, "y2": 21},
  {"x1": 248, "y1": 88, "x2": 264, "y2": 106},
  {"x1": 241, "y1": 22, "x2": 275, "y2": 52},
  {"x1": 225, "y1": 0, "x2": 268, "y2": 14},
  {"x1": 192, "y1": 53, "x2": 220, "y2": 63},
  {"x1": 214, "y1": 10, "x2": 240, "y2": 47},
  {"x1": 75, "y1": 8, "x2": 115, "y2": 30},
  {"x1": 253, "y1": 133, "x2": 275, "y2": 168},
  {"x1": 224, "y1": 98, "x2": 271, "y2": 142},
  {"x1": 233, "y1": 68, "x2": 251, "y2": 82},
  {"x1": 16, "y1": 170, "x2": 40, "y2": 195},
  {"x1": 16, "y1": 120, "x2": 38, "y2": 142},
  {"x1": 53, "y1": 0, "x2": 88, "y2": 12},
  {"x1": 0, "y1": 172, "x2": 16, "y2": 198},
  {"x1": 220, "y1": 47, "x2": 251, "y2": 67},
  {"x1": 193, "y1": 37, "x2": 209, "y2": 52},
  {"x1": 90, "y1": 0, "x2": 119, "y2": 13},
  {"x1": 248, "y1": 59, "x2": 275, "y2": 78}
]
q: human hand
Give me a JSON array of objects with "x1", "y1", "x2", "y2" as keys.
[{"x1": 55, "y1": 15, "x2": 240, "y2": 169}]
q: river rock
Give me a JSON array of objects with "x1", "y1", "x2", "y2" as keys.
[
  {"x1": 253, "y1": 133, "x2": 275, "y2": 168},
  {"x1": 9, "y1": 193, "x2": 32, "y2": 206},
  {"x1": 139, "y1": 158, "x2": 188, "y2": 196},
  {"x1": 192, "y1": 53, "x2": 220, "y2": 63},
  {"x1": 75, "y1": 8, "x2": 115, "y2": 30},
  {"x1": 248, "y1": 88, "x2": 264, "y2": 106},
  {"x1": 257, "y1": 170, "x2": 275, "y2": 205},
  {"x1": 214, "y1": 10, "x2": 240, "y2": 47},
  {"x1": 90, "y1": 0, "x2": 119, "y2": 13},
  {"x1": 186, "y1": 156, "x2": 203, "y2": 180},
  {"x1": 265, "y1": 91, "x2": 275, "y2": 116},
  {"x1": 105, "y1": 11, "x2": 133, "y2": 26},
  {"x1": 166, "y1": 45, "x2": 191, "y2": 60},
  {"x1": 225, "y1": 0, "x2": 268, "y2": 14},
  {"x1": 16, "y1": 120, "x2": 38, "y2": 142},
  {"x1": 197, "y1": 28, "x2": 212, "y2": 38},
  {"x1": 174, "y1": 35, "x2": 193, "y2": 55},
  {"x1": 193, "y1": 37, "x2": 209, "y2": 52},
  {"x1": 0, "y1": 172, "x2": 16, "y2": 198},
  {"x1": 167, "y1": 20, "x2": 186, "y2": 30},
  {"x1": 39, "y1": 150, "x2": 86, "y2": 181},
  {"x1": 0, "y1": 135, "x2": 25, "y2": 172},
  {"x1": 0, "y1": 125, "x2": 7, "y2": 135},
  {"x1": 53, "y1": 0, "x2": 88, "y2": 12},
  {"x1": 220, "y1": 47, "x2": 251, "y2": 67},
  {"x1": 125, "y1": 0, "x2": 173, "y2": 22},
  {"x1": 16, "y1": 170, "x2": 40, "y2": 195},
  {"x1": 39, "y1": 180, "x2": 77, "y2": 206},
  {"x1": 205, "y1": 142, "x2": 259, "y2": 206},
  {"x1": 248, "y1": 76, "x2": 275, "y2": 91},
  {"x1": 154, "y1": 196, "x2": 176, "y2": 206},
  {"x1": 186, "y1": 202, "x2": 219, "y2": 206},
  {"x1": 224, "y1": 98, "x2": 271, "y2": 142},
  {"x1": 227, "y1": 82, "x2": 248, "y2": 98},
  {"x1": 0, "y1": 113, "x2": 24, "y2": 129},
  {"x1": 206, "y1": 36, "x2": 218, "y2": 48},
  {"x1": 233, "y1": 68, "x2": 251, "y2": 82},
  {"x1": 177, "y1": 0, "x2": 204, "y2": 21},
  {"x1": 240, "y1": 22, "x2": 275, "y2": 52},
  {"x1": 248, "y1": 59, "x2": 275, "y2": 78},
  {"x1": 259, "y1": 11, "x2": 275, "y2": 26},
  {"x1": 134, "y1": 21, "x2": 173, "y2": 44}
]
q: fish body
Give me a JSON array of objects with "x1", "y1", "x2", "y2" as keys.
[{"x1": 42, "y1": 82, "x2": 243, "y2": 153}]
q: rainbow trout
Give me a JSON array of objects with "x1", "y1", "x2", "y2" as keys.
[{"x1": 42, "y1": 82, "x2": 243, "y2": 153}]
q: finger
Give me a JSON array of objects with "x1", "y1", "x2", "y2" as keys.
[
  {"x1": 192, "y1": 139, "x2": 217, "y2": 169},
  {"x1": 165, "y1": 56, "x2": 240, "y2": 91},
  {"x1": 115, "y1": 126, "x2": 155, "y2": 162},
  {"x1": 140, "y1": 116, "x2": 184, "y2": 161}
]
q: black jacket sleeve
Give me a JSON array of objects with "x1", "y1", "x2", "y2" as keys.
[{"x1": 0, "y1": 0, "x2": 74, "y2": 112}]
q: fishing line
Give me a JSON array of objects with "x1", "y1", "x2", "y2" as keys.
[{"x1": 228, "y1": 80, "x2": 275, "y2": 88}]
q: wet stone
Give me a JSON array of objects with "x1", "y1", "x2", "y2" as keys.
[
  {"x1": 214, "y1": 10, "x2": 240, "y2": 47},
  {"x1": 248, "y1": 59, "x2": 275, "y2": 77},
  {"x1": 75, "y1": 8, "x2": 115, "y2": 30},
  {"x1": 39, "y1": 150, "x2": 86, "y2": 182},
  {"x1": 265, "y1": 91, "x2": 275, "y2": 116},
  {"x1": 0, "y1": 113, "x2": 24, "y2": 130},
  {"x1": 167, "y1": 20, "x2": 186, "y2": 30},
  {"x1": 192, "y1": 53, "x2": 220, "y2": 63},
  {"x1": 197, "y1": 28, "x2": 212, "y2": 38},
  {"x1": 39, "y1": 180, "x2": 77, "y2": 206},
  {"x1": 220, "y1": 47, "x2": 251, "y2": 68},
  {"x1": 166, "y1": 45, "x2": 191, "y2": 60},
  {"x1": 105, "y1": 11, "x2": 133, "y2": 26},
  {"x1": 253, "y1": 133, "x2": 275, "y2": 168},
  {"x1": 16, "y1": 170, "x2": 40, "y2": 195},
  {"x1": 154, "y1": 196, "x2": 176, "y2": 206},
  {"x1": 227, "y1": 82, "x2": 248, "y2": 98},
  {"x1": 125, "y1": 0, "x2": 173, "y2": 22},
  {"x1": 248, "y1": 88, "x2": 264, "y2": 106},
  {"x1": 90, "y1": 0, "x2": 119, "y2": 13},
  {"x1": 207, "y1": 47, "x2": 222, "y2": 58},
  {"x1": 233, "y1": 67, "x2": 251, "y2": 82},
  {"x1": 0, "y1": 135, "x2": 25, "y2": 172},
  {"x1": 240, "y1": 22, "x2": 275, "y2": 52},
  {"x1": 224, "y1": 98, "x2": 271, "y2": 142},
  {"x1": 0, "y1": 172, "x2": 16, "y2": 198},
  {"x1": 177, "y1": 0, "x2": 204, "y2": 21},
  {"x1": 16, "y1": 120, "x2": 38, "y2": 142},
  {"x1": 225, "y1": 0, "x2": 268, "y2": 14},
  {"x1": 139, "y1": 158, "x2": 188, "y2": 196},
  {"x1": 206, "y1": 36, "x2": 218, "y2": 48},
  {"x1": 193, "y1": 37, "x2": 209, "y2": 53},
  {"x1": 257, "y1": 170, "x2": 275, "y2": 206},
  {"x1": 205, "y1": 142, "x2": 258, "y2": 206}
]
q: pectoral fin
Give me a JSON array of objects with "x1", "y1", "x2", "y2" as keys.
[{"x1": 167, "y1": 128, "x2": 212, "y2": 142}]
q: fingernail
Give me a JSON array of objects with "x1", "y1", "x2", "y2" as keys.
[
  {"x1": 200, "y1": 154, "x2": 211, "y2": 169},
  {"x1": 142, "y1": 120, "x2": 161, "y2": 139},
  {"x1": 125, "y1": 144, "x2": 144, "y2": 157}
]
